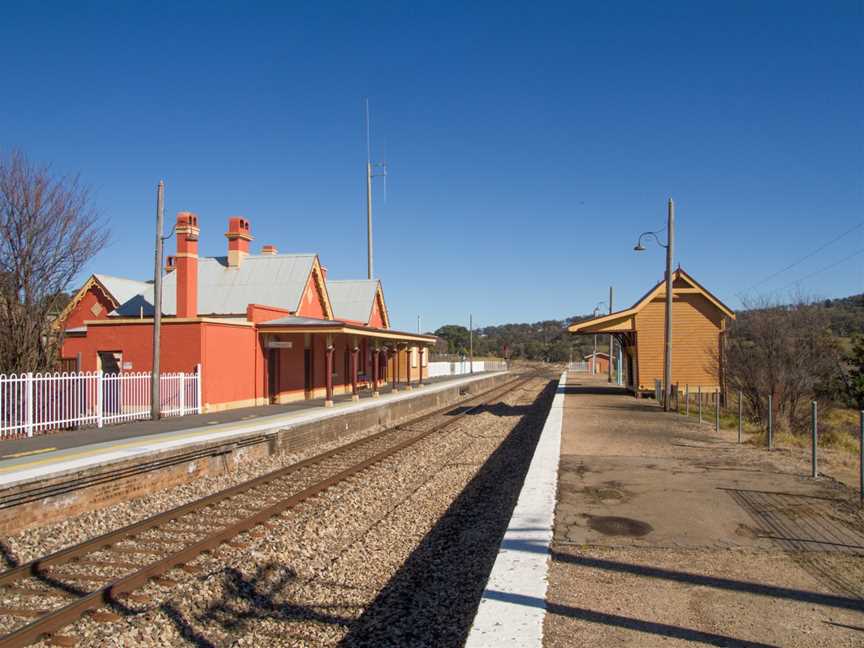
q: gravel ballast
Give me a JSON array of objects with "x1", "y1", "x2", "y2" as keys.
[{"x1": 10, "y1": 374, "x2": 556, "y2": 647}]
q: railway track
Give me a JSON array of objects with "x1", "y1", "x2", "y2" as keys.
[{"x1": 0, "y1": 372, "x2": 540, "y2": 647}]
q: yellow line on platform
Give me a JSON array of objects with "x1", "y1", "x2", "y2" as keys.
[
  {"x1": 1, "y1": 447, "x2": 57, "y2": 459},
  {"x1": 0, "y1": 419, "x2": 262, "y2": 475}
]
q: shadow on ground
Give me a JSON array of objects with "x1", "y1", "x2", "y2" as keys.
[{"x1": 334, "y1": 379, "x2": 558, "y2": 648}]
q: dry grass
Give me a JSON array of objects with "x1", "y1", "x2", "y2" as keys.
[{"x1": 676, "y1": 400, "x2": 861, "y2": 455}]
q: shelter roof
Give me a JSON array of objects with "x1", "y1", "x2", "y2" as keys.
[{"x1": 568, "y1": 268, "x2": 735, "y2": 334}]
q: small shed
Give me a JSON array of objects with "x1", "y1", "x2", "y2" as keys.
[
  {"x1": 584, "y1": 352, "x2": 611, "y2": 375},
  {"x1": 568, "y1": 268, "x2": 735, "y2": 395}
]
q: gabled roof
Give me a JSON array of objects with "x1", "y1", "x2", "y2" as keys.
[
  {"x1": 326, "y1": 279, "x2": 390, "y2": 328},
  {"x1": 56, "y1": 273, "x2": 151, "y2": 327},
  {"x1": 113, "y1": 254, "x2": 333, "y2": 318},
  {"x1": 568, "y1": 268, "x2": 735, "y2": 334},
  {"x1": 94, "y1": 275, "x2": 152, "y2": 306}
]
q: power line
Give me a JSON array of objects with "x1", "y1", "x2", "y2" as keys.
[
  {"x1": 777, "y1": 248, "x2": 864, "y2": 291},
  {"x1": 744, "y1": 221, "x2": 864, "y2": 293}
]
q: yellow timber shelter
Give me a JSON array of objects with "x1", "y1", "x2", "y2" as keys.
[{"x1": 568, "y1": 268, "x2": 736, "y2": 395}]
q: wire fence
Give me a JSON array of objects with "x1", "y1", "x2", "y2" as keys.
[
  {"x1": 655, "y1": 380, "x2": 864, "y2": 504},
  {"x1": 0, "y1": 367, "x2": 202, "y2": 439}
]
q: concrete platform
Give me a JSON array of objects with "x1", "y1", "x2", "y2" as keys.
[
  {"x1": 469, "y1": 372, "x2": 864, "y2": 648},
  {"x1": 0, "y1": 372, "x2": 509, "y2": 532}
]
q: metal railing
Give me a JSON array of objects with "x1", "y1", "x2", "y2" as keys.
[
  {"x1": 426, "y1": 360, "x2": 508, "y2": 378},
  {"x1": 568, "y1": 361, "x2": 591, "y2": 372},
  {"x1": 0, "y1": 366, "x2": 202, "y2": 439}
]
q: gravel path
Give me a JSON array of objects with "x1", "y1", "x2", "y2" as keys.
[{"x1": 16, "y1": 374, "x2": 555, "y2": 647}]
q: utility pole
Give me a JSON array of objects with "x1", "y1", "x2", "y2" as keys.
[
  {"x1": 663, "y1": 198, "x2": 675, "y2": 411},
  {"x1": 417, "y1": 314, "x2": 421, "y2": 334},
  {"x1": 608, "y1": 286, "x2": 614, "y2": 383},
  {"x1": 364, "y1": 99, "x2": 387, "y2": 280},
  {"x1": 365, "y1": 99, "x2": 373, "y2": 280},
  {"x1": 469, "y1": 314, "x2": 474, "y2": 375},
  {"x1": 151, "y1": 181, "x2": 165, "y2": 420}
]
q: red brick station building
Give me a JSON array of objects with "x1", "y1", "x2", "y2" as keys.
[{"x1": 58, "y1": 213, "x2": 435, "y2": 411}]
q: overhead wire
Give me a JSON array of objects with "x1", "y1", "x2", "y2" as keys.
[{"x1": 743, "y1": 221, "x2": 864, "y2": 294}]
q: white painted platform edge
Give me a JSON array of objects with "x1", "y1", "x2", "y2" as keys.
[
  {"x1": 464, "y1": 371, "x2": 566, "y2": 648},
  {"x1": 0, "y1": 371, "x2": 509, "y2": 488}
]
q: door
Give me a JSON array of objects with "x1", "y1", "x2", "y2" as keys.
[
  {"x1": 267, "y1": 349, "x2": 280, "y2": 404},
  {"x1": 304, "y1": 348, "x2": 314, "y2": 399},
  {"x1": 98, "y1": 351, "x2": 122, "y2": 415}
]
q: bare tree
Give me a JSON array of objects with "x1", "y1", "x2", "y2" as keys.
[
  {"x1": 0, "y1": 151, "x2": 108, "y2": 373},
  {"x1": 720, "y1": 296, "x2": 841, "y2": 434}
]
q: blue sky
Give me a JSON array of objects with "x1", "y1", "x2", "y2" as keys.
[{"x1": 1, "y1": 2, "x2": 861, "y2": 332}]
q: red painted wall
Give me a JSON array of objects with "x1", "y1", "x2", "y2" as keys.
[
  {"x1": 369, "y1": 296, "x2": 386, "y2": 329},
  {"x1": 62, "y1": 287, "x2": 116, "y2": 331},
  {"x1": 297, "y1": 271, "x2": 327, "y2": 319},
  {"x1": 68, "y1": 322, "x2": 203, "y2": 374},
  {"x1": 201, "y1": 322, "x2": 259, "y2": 407},
  {"x1": 274, "y1": 334, "x2": 306, "y2": 396},
  {"x1": 246, "y1": 304, "x2": 293, "y2": 324}
]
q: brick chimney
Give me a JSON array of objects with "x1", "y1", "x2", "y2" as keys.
[
  {"x1": 261, "y1": 244, "x2": 278, "y2": 255},
  {"x1": 225, "y1": 216, "x2": 253, "y2": 267},
  {"x1": 175, "y1": 212, "x2": 199, "y2": 318}
]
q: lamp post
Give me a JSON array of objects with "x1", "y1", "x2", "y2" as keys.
[
  {"x1": 634, "y1": 198, "x2": 675, "y2": 412},
  {"x1": 592, "y1": 301, "x2": 606, "y2": 375}
]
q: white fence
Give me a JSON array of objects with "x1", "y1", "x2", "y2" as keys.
[
  {"x1": 427, "y1": 360, "x2": 508, "y2": 378},
  {"x1": 568, "y1": 361, "x2": 591, "y2": 372},
  {"x1": 0, "y1": 367, "x2": 202, "y2": 439}
]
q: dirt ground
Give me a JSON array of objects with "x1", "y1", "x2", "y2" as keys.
[{"x1": 544, "y1": 373, "x2": 864, "y2": 648}]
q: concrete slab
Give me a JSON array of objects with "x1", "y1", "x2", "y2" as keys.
[{"x1": 544, "y1": 373, "x2": 864, "y2": 648}]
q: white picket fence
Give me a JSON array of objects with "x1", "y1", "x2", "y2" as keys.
[
  {"x1": 568, "y1": 361, "x2": 591, "y2": 372},
  {"x1": 427, "y1": 360, "x2": 508, "y2": 378},
  {"x1": 0, "y1": 366, "x2": 202, "y2": 439}
]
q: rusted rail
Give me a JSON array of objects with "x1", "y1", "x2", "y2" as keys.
[{"x1": 0, "y1": 372, "x2": 540, "y2": 646}]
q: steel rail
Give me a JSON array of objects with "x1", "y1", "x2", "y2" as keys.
[{"x1": 0, "y1": 372, "x2": 539, "y2": 646}]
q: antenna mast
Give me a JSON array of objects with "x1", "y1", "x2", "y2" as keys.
[{"x1": 364, "y1": 98, "x2": 386, "y2": 279}]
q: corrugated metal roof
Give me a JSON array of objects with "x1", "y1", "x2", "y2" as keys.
[
  {"x1": 94, "y1": 274, "x2": 151, "y2": 307},
  {"x1": 260, "y1": 315, "x2": 344, "y2": 327},
  {"x1": 113, "y1": 254, "x2": 316, "y2": 316},
  {"x1": 326, "y1": 279, "x2": 379, "y2": 324}
]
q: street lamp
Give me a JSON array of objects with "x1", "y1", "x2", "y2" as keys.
[
  {"x1": 592, "y1": 301, "x2": 606, "y2": 375},
  {"x1": 634, "y1": 198, "x2": 675, "y2": 411}
]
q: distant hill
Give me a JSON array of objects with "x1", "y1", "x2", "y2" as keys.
[
  {"x1": 432, "y1": 293, "x2": 864, "y2": 362},
  {"x1": 433, "y1": 314, "x2": 603, "y2": 362}
]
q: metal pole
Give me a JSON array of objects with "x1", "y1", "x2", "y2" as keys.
[
  {"x1": 685, "y1": 385, "x2": 689, "y2": 417},
  {"x1": 365, "y1": 99, "x2": 374, "y2": 279},
  {"x1": 151, "y1": 181, "x2": 165, "y2": 421},
  {"x1": 593, "y1": 334, "x2": 598, "y2": 375},
  {"x1": 811, "y1": 401, "x2": 818, "y2": 478},
  {"x1": 469, "y1": 314, "x2": 474, "y2": 375},
  {"x1": 738, "y1": 390, "x2": 742, "y2": 443},
  {"x1": 663, "y1": 198, "x2": 674, "y2": 411},
  {"x1": 608, "y1": 286, "x2": 614, "y2": 383},
  {"x1": 859, "y1": 410, "x2": 863, "y2": 506},
  {"x1": 698, "y1": 386, "x2": 702, "y2": 423},
  {"x1": 768, "y1": 394, "x2": 773, "y2": 450},
  {"x1": 715, "y1": 388, "x2": 720, "y2": 432}
]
